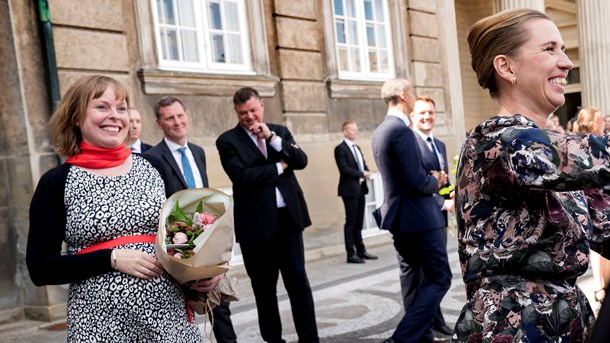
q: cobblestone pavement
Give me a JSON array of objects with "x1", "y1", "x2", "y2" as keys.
[{"x1": 1, "y1": 232, "x2": 597, "y2": 343}]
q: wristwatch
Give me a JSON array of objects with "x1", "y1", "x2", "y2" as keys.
[{"x1": 266, "y1": 131, "x2": 276, "y2": 142}]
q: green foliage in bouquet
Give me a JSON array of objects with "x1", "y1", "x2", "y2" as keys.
[
  {"x1": 438, "y1": 154, "x2": 459, "y2": 196},
  {"x1": 166, "y1": 200, "x2": 206, "y2": 259}
]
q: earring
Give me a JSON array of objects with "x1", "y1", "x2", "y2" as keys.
[{"x1": 510, "y1": 78, "x2": 517, "y2": 86}]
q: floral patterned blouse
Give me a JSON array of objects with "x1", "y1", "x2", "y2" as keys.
[{"x1": 454, "y1": 115, "x2": 610, "y2": 342}]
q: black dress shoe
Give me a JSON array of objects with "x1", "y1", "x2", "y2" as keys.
[
  {"x1": 431, "y1": 328, "x2": 452, "y2": 342},
  {"x1": 347, "y1": 255, "x2": 365, "y2": 263},
  {"x1": 434, "y1": 324, "x2": 453, "y2": 336},
  {"x1": 358, "y1": 251, "x2": 378, "y2": 260}
]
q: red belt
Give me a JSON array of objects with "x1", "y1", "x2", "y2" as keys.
[{"x1": 76, "y1": 234, "x2": 156, "y2": 254}]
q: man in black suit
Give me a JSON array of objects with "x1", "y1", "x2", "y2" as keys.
[
  {"x1": 372, "y1": 79, "x2": 451, "y2": 343},
  {"x1": 406, "y1": 95, "x2": 455, "y2": 340},
  {"x1": 216, "y1": 87, "x2": 319, "y2": 343},
  {"x1": 145, "y1": 97, "x2": 237, "y2": 343},
  {"x1": 334, "y1": 121, "x2": 378, "y2": 264},
  {"x1": 128, "y1": 108, "x2": 152, "y2": 153}
]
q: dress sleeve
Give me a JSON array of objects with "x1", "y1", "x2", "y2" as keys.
[
  {"x1": 26, "y1": 164, "x2": 113, "y2": 286},
  {"x1": 491, "y1": 128, "x2": 610, "y2": 191},
  {"x1": 140, "y1": 153, "x2": 177, "y2": 197}
]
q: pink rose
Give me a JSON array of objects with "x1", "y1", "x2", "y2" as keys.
[
  {"x1": 172, "y1": 232, "x2": 188, "y2": 244},
  {"x1": 173, "y1": 252, "x2": 183, "y2": 259},
  {"x1": 200, "y1": 212, "x2": 217, "y2": 225}
]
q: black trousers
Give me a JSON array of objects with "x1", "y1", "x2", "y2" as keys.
[
  {"x1": 212, "y1": 301, "x2": 237, "y2": 343},
  {"x1": 341, "y1": 194, "x2": 366, "y2": 257},
  {"x1": 239, "y1": 208, "x2": 319, "y2": 343}
]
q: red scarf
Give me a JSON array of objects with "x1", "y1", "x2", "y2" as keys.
[{"x1": 66, "y1": 141, "x2": 131, "y2": 168}]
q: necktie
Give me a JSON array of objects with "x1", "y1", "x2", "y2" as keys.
[
  {"x1": 427, "y1": 137, "x2": 441, "y2": 170},
  {"x1": 257, "y1": 137, "x2": 267, "y2": 158},
  {"x1": 352, "y1": 144, "x2": 364, "y2": 172},
  {"x1": 178, "y1": 147, "x2": 196, "y2": 188}
]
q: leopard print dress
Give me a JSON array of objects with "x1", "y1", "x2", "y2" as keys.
[{"x1": 63, "y1": 155, "x2": 203, "y2": 342}]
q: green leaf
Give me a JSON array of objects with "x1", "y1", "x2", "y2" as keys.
[
  {"x1": 195, "y1": 200, "x2": 203, "y2": 214},
  {"x1": 171, "y1": 201, "x2": 192, "y2": 226}
]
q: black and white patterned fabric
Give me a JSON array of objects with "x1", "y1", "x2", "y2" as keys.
[{"x1": 63, "y1": 155, "x2": 203, "y2": 342}]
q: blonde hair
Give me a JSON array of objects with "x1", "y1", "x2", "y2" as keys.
[
  {"x1": 49, "y1": 75, "x2": 130, "y2": 157},
  {"x1": 576, "y1": 107, "x2": 603, "y2": 135},
  {"x1": 467, "y1": 8, "x2": 550, "y2": 97}
]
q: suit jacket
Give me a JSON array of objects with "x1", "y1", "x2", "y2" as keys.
[
  {"x1": 334, "y1": 141, "x2": 369, "y2": 197},
  {"x1": 216, "y1": 123, "x2": 311, "y2": 244},
  {"x1": 145, "y1": 140, "x2": 209, "y2": 194},
  {"x1": 141, "y1": 142, "x2": 153, "y2": 153},
  {"x1": 413, "y1": 134, "x2": 452, "y2": 226},
  {"x1": 371, "y1": 115, "x2": 444, "y2": 233}
]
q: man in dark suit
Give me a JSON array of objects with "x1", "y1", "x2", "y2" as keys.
[
  {"x1": 334, "y1": 121, "x2": 378, "y2": 264},
  {"x1": 145, "y1": 97, "x2": 236, "y2": 343},
  {"x1": 372, "y1": 79, "x2": 452, "y2": 343},
  {"x1": 216, "y1": 87, "x2": 319, "y2": 343},
  {"x1": 406, "y1": 95, "x2": 455, "y2": 340},
  {"x1": 128, "y1": 108, "x2": 152, "y2": 153}
]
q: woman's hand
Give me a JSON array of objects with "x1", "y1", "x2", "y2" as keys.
[
  {"x1": 112, "y1": 249, "x2": 164, "y2": 279},
  {"x1": 189, "y1": 274, "x2": 224, "y2": 292}
]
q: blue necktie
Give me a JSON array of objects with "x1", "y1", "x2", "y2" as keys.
[
  {"x1": 178, "y1": 147, "x2": 196, "y2": 188},
  {"x1": 427, "y1": 137, "x2": 441, "y2": 170}
]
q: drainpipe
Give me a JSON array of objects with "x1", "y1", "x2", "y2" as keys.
[{"x1": 35, "y1": 0, "x2": 60, "y2": 112}]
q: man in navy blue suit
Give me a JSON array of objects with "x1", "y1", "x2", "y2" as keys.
[
  {"x1": 406, "y1": 95, "x2": 455, "y2": 341},
  {"x1": 372, "y1": 79, "x2": 451, "y2": 343},
  {"x1": 128, "y1": 108, "x2": 152, "y2": 153},
  {"x1": 146, "y1": 97, "x2": 237, "y2": 343}
]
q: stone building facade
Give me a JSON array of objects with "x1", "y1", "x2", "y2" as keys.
[{"x1": 2, "y1": 0, "x2": 608, "y2": 323}]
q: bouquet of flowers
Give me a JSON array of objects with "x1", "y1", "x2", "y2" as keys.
[
  {"x1": 165, "y1": 200, "x2": 218, "y2": 259},
  {"x1": 155, "y1": 188, "x2": 238, "y2": 314}
]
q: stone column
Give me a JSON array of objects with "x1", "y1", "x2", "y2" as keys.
[
  {"x1": 578, "y1": 0, "x2": 610, "y2": 114},
  {"x1": 496, "y1": 0, "x2": 545, "y2": 12}
]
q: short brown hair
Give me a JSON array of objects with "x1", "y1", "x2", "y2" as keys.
[
  {"x1": 342, "y1": 121, "x2": 356, "y2": 130},
  {"x1": 49, "y1": 75, "x2": 130, "y2": 157},
  {"x1": 415, "y1": 95, "x2": 435, "y2": 107},
  {"x1": 154, "y1": 96, "x2": 186, "y2": 120},
  {"x1": 467, "y1": 8, "x2": 549, "y2": 97},
  {"x1": 233, "y1": 87, "x2": 261, "y2": 105}
]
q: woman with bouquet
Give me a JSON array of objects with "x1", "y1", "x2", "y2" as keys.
[
  {"x1": 455, "y1": 9, "x2": 610, "y2": 341},
  {"x1": 26, "y1": 75, "x2": 218, "y2": 342}
]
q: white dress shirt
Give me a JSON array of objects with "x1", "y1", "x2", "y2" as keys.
[{"x1": 163, "y1": 137, "x2": 205, "y2": 188}]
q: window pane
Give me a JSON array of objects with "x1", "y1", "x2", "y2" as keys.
[
  {"x1": 379, "y1": 50, "x2": 389, "y2": 73},
  {"x1": 212, "y1": 33, "x2": 226, "y2": 62},
  {"x1": 348, "y1": 20, "x2": 358, "y2": 45},
  {"x1": 223, "y1": 1, "x2": 239, "y2": 31},
  {"x1": 209, "y1": 1, "x2": 222, "y2": 29},
  {"x1": 177, "y1": 0, "x2": 195, "y2": 27},
  {"x1": 162, "y1": 29, "x2": 179, "y2": 60},
  {"x1": 338, "y1": 47, "x2": 349, "y2": 71},
  {"x1": 181, "y1": 30, "x2": 199, "y2": 62},
  {"x1": 375, "y1": 0, "x2": 384, "y2": 21},
  {"x1": 336, "y1": 20, "x2": 346, "y2": 43},
  {"x1": 377, "y1": 24, "x2": 386, "y2": 48},
  {"x1": 369, "y1": 49, "x2": 378, "y2": 73},
  {"x1": 346, "y1": 0, "x2": 356, "y2": 18},
  {"x1": 227, "y1": 34, "x2": 243, "y2": 63},
  {"x1": 364, "y1": 0, "x2": 373, "y2": 21},
  {"x1": 366, "y1": 24, "x2": 376, "y2": 47},
  {"x1": 350, "y1": 47, "x2": 360, "y2": 71},
  {"x1": 157, "y1": 0, "x2": 175, "y2": 25},
  {"x1": 334, "y1": 0, "x2": 344, "y2": 16}
]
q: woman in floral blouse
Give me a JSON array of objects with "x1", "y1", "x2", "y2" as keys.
[{"x1": 454, "y1": 9, "x2": 610, "y2": 342}]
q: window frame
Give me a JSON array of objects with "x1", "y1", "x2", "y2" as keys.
[
  {"x1": 150, "y1": 0, "x2": 253, "y2": 74},
  {"x1": 135, "y1": 0, "x2": 277, "y2": 97},
  {"x1": 331, "y1": 0, "x2": 395, "y2": 80}
]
